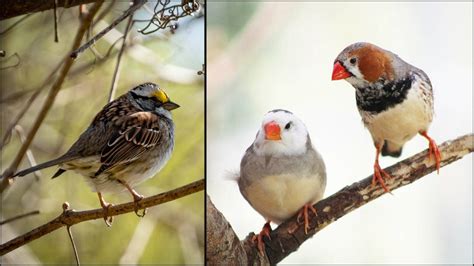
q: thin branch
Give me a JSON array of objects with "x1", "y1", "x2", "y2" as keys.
[
  {"x1": 0, "y1": 59, "x2": 63, "y2": 148},
  {"x1": 0, "y1": 1, "x2": 105, "y2": 193},
  {"x1": 0, "y1": 52, "x2": 21, "y2": 70},
  {"x1": 14, "y1": 125, "x2": 41, "y2": 180},
  {"x1": 0, "y1": 178, "x2": 204, "y2": 255},
  {"x1": 0, "y1": 210, "x2": 40, "y2": 225},
  {"x1": 70, "y1": 0, "x2": 146, "y2": 59},
  {"x1": 0, "y1": 14, "x2": 33, "y2": 35},
  {"x1": 0, "y1": 0, "x2": 98, "y2": 20},
  {"x1": 53, "y1": 0, "x2": 59, "y2": 43},
  {"x1": 108, "y1": 15, "x2": 133, "y2": 102},
  {"x1": 66, "y1": 226, "x2": 80, "y2": 266},
  {"x1": 207, "y1": 133, "x2": 474, "y2": 265}
]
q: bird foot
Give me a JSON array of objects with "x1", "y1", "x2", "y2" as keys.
[
  {"x1": 132, "y1": 194, "x2": 147, "y2": 217},
  {"x1": 117, "y1": 179, "x2": 147, "y2": 217},
  {"x1": 252, "y1": 222, "x2": 271, "y2": 257},
  {"x1": 373, "y1": 162, "x2": 392, "y2": 194},
  {"x1": 98, "y1": 193, "x2": 114, "y2": 227},
  {"x1": 296, "y1": 203, "x2": 317, "y2": 234},
  {"x1": 421, "y1": 131, "x2": 441, "y2": 173}
]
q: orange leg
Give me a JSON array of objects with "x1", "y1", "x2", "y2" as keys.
[
  {"x1": 98, "y1": 192, "x2": 113, "y2": 227},
  {"x1": 117, "y1": 179, "x2": 147, "y2": 217},
  {"x1": 420, "y1": 131, "x2": 441, "y2": 174},
  {"x1": 373, "y1": 144, "x2": 392, "y2": 193},
  {"x1": 296, "y1": 203, "x2": 317, "y2": 234},
  {"x1": 252, "y1": 221, "x2": 271, "y2": 256}
]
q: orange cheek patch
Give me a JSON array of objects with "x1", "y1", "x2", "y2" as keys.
[{"x1": 350, "y1": 45, "x2": 394, "y2": 82}]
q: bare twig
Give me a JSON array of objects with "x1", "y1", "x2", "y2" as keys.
[
  {"x1": 66, "y1": 226, "x2": 80, "y2": 265},
  {"x1": 0, "y1": 1, "x2": 105, "y2": 193},
  {"x1": 0, "y1": 210, "x2": 40, "y2": 225},
  {"x1": 0, "y1": 179, "x2": 204, "y2": 255},
  {"x1": 53, "y1": 0, "x2": 59, "y2": 42},
  {"x1": 138, "y1": 0, "x2": 200, "y2": 35},
  {"x1": 0, "y1": 0, "x2": 97, "y2": 20},
  {"x1": 70, "y1": 0, "x2": 146, "y2": 59},
  {"x1": 0, "y1": 59, "x2": 63, "y2": 148},
  {"x1": 206, "y1": 134, "x2": 474, "y2": 265},
  {"x1": 0, "y1": 52, "x2": 21, "y2": 70},
  {"x1": 108, "y1": 15, "x2": 133, "y2": 102},
  {"x1": 0, "y1": 14, "x2": 33, "y2": 35},
  {"x1": 14, "y1": 126, "x2": 41, "y2": 180}
]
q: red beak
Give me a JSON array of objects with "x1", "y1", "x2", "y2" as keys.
[
  {"x1": 331, "y1": 61, "x2": 351, "y2": 80},
  {"x1": 264, "y1": 121, "x2": 281, "y2": 140}
]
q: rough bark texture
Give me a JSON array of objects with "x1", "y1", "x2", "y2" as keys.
[
  {"x1": 0, "y1": 0, "x2": 98, "y2": 20},
  {"x1": 207, "y1": 133, "x2": 473, "y2": 265},
  {"x1": 0, "y1": 179, "x2": 204, "y2": 255}
]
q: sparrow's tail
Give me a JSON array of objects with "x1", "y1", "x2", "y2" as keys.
[
  {"x1": 14, "y1": 156, "x2": 74, "y2": 178},
  {"x1": 381, "y1": 140, "x2": 403, "y2": 158}
]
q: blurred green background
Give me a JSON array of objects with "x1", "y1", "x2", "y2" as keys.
[{"x1": 1, "y1": 1, "x2": 204, "y2": 264}]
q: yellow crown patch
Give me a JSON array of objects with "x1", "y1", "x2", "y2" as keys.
[{"x1": 153, "y1": 89, "x2": 169, "y2": 103}]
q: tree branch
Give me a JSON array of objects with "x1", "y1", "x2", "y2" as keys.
[
  {"x1": 206, "y1": 133, "x2": 473, "y2": 265},
  {"x1": 0, "y1": 0, "x2": 97, "y2": 20},
  {"x1": 0, "y1": 178, "x2": 204, "y2": 255},
  {"x1": 0, "y1": 1, "x2": 104, "y2": 193}
]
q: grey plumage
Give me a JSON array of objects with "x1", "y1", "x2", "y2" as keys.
[{"x1": 238, "y1": 110, "x2": 326, "y2": 224}]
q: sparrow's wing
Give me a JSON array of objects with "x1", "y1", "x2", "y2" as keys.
[{"x1": 95, "y1": 112, "x2": 163, "y2": 176}]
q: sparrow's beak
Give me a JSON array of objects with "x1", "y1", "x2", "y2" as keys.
[
  {"x1": 331, "y1": 61, "x2": 351, "y2": 80},
  {"x1": 264, "y1": 121, "x2": 281, "y2": 141},
  {"x1": 162, "y1": 101, "x2": 180, "y2": 111}
]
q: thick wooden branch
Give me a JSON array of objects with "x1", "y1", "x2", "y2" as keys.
[
  {"x1": 207, "y1": 133, "x2": 473, "y2": 265},
  {"x1": 0, "y1": 0, "x2": 98, "y2": 20},
  {"x1": 0, "y1": 179, "x2": 204, "y2": 255}
]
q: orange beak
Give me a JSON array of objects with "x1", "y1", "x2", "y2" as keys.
[
  {"x1": 331, "y1": 61, "x2": 351, "y2": 80},
  {"x1": 264, "y1": 121, "x2": 281, "y2": 140}
]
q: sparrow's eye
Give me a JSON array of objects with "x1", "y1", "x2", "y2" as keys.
[
  {"x1": 349, "y1": 58, "x2": 357, "y2": 65},
  {"x1": 284, "y1": 122, "x2": 292, "y2": 130}
]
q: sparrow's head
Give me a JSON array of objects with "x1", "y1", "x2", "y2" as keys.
[
  {"x1": 331, "y1": 42, "x2": 397, "y2": 88},
  {"x1": 130, "y1": 82, "x2": 180, "y2": 112},
  {"x1": 253, "y1": 109, "x2": 310, "y2": 156}
]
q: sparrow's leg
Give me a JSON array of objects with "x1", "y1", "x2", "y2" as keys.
[
  {"x1": 373, "y1": 143, "x2": 392, "y2": 193},
  {"x1": 296, "y1": 203, "x2": 317, "y2": 234},
  {"x1": 420, "y1": 131, "x2": 441, "y2": 173},
  {"x1": 117, "y1": 179, "x2": 147, "y2": 217},
  {"x1": 252, "y1": 221, "x2": 271, "y2": 256},
  {"x1": 98, "y1": 192, "x2": 113, "y2": 227}
]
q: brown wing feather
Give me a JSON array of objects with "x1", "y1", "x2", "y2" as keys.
[{"x1": 95, "y1": 112, "x2": 162, "y2": 176}]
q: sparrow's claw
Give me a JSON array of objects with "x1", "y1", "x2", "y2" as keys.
[
  {"x1": 296, "y1": 203, "x2": 317, "y2": 234},
  {"x1": 421, "y1": 131, "x2": 441, "y2": 174},
  {"x1": 98, "y1": 193, "x2": 114, "y2": 227},
  {"x1": 373, "y1": 163, "x2": 392, "y2": 193},
  {"x1": 252, "y1": 222, "x2": 271, "y2": 256},
  {"x1": 118, "y1": 179, "x2": 147, "y2": 218}
]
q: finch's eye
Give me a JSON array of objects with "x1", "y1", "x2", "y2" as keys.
[
  {"x1": 349, "y1": 58, "x2": 357, "y2": 65},
  {"x1": 285, "y1": 122, "x2": 291, "y2": 130}
]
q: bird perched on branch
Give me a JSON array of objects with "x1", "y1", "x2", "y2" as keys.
[
  {"x1": 14, "y1": 82, "x2": 179, "y2": 226},
  {"x1": 238, "y1": 109, "x2": 326, "y2": 256},
  {"x1": 331, "y1": 42, "x2": 440, "y2": 192}
]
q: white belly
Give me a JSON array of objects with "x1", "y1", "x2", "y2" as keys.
[
  {"x1": 245, "y1": 174, "x2": 325, "y2": 224},
  {"x1": 363, "y1": 87, "x2": 432, "y2": 145}
]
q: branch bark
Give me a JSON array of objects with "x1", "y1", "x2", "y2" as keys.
[
  {"x1": 0, "y1": 0, "x2": 97, "y2": 20},
  {"x1": 0, "y1": 178, "x2": 204, "y2": 255},
  {"x1": 206, "y1": 133, "x2": 473, "y2": 265}
]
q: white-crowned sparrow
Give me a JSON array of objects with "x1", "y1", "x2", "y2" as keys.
[
  {"x1": 238, "y1": 109, "x2": 326, "y2": 255},
  {"x1": 332, "y1": 42, "x2": 440, "y2": 192},
  {"x1": 14, "y1": 82, "x2": 179, "y2": 225}
]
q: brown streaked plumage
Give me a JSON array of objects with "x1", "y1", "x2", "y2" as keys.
[{"x1": 14, "y1": 82, "x2": 179, "y2": 226}]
